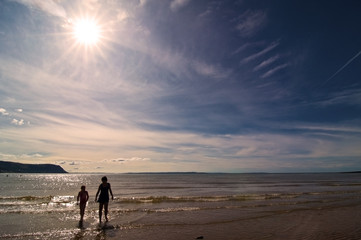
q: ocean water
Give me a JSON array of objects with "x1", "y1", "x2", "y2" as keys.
[{"x1": 1, "y1": 172, "x2": 361, "y2": 239}]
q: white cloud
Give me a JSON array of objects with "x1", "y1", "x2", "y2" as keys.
[
  {"x1": 295, "y1": 125, "x2": 361, "y2": 134},
  {"x1": 0, "y1": 152, "x2": 43, "y2": 161},
  {"x1": 170, "y1": 0, "x2": 191, "y2": 12},
  {"x1": 192, "y1": 60, "x2": 231, "y2": 79},
  {"x1": 12, "y1": 0, "x2": 67, "y2": 18},
  {"x1": 253, "y1": 55, "x2": 280, "y2": 71},
  {"x1": 261, "y1": 63, "x2": 289, "y2": 78},
  {"x1": 236, "y1": 10, "x2": 267, "y2": 37},
  {"x1": 242, "y1": 41, "x2": 279, "y2": 63},
  {"x1": 11, "y1": 118, "x2": 25, "y2": 125},
  {"x1": 0, "y1": 152, "x2": 17, "y2": 160},
  {"x1": 314, "y1": 89, "x2": 361, "y2": 106},
  {"x1": 0, "y1": 108, "x2": 9, "y2": 116},
  {"x1": 138, "y1": 0, "x2": 147, "y2": 7},
  {"x1": 108, "y1": 157, "x2": 150, "y2": 163},
  {"x1": 117, "y1": 9, "x2": 130, "y2": 22},
  {"x1": 198, "y1": 8, "x2": 212, "y2": 18},
  {"x1": 20, "y1": 153, "x2": 43, "y2": 158},
  {"x1": 232, "y1": 42, "x2": 255, "y2": 55}
]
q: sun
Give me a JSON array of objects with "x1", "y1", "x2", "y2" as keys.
[{"x1": 73, "y1": 18, "x2": 101, "y2": 45}]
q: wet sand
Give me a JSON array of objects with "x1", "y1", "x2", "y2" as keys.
[{"x1": 105, "y1": 203, "x2": 361, "y2": 240}]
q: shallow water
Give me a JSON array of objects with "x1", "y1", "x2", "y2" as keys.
[{"x1": 1, "y1": 173, "x2": 361, "y2": 239}]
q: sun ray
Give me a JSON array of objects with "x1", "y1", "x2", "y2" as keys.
[{"x1": 56, "y1": 13, "x2": 112, "y2": 68}]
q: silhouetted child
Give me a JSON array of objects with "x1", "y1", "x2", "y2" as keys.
[
  {"x1": 77, "y1": 185, "x2": 89, "y2": 222},
  {"x1": 95, "y1": 176, "x2": 114, "y2": 223}
]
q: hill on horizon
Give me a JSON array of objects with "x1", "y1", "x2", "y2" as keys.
[{"x1": 0, "y1": 160, "x2": 67, "y2": 173}]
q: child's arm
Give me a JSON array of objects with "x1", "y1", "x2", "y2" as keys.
[
  {"x1": 85, "y1": 191, "x2": 89, "y2": 202},
  {"x1": 77, "y1": 192, "x2": 80, "y2": 204},
  {"x1": 95, "y1": 185, "x2": 100, "y2": 201}
]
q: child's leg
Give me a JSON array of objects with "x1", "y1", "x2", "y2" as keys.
[
  {"x1": 104, "y1": 202, "x2": 109, "y2": 221},
  {"x1": 80, "y1": 203, "x2": 86, "y2": 221},
  {"x1": 99, "y1": 203, "x2": 103, "y2": 222}
]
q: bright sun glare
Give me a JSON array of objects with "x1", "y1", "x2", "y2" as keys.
[{"x1": 73, "y1": 18, "x2": 100, "y2": 45}]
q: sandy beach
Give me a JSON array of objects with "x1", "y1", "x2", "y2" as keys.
[{"x1": 104, "y1": 198, "x2": 361, "y2": 240}]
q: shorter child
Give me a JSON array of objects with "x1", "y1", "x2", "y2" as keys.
[{"x1": 77, "y1": 185, "x2": 89, "y2": 222}]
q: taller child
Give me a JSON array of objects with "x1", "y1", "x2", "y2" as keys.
[{"x1": 95, "y1": 176, "x2": 114, "y2": 223}]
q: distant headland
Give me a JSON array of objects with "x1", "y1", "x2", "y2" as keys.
[{"x1": 0, "y1": 160, "x2": 67, "y2": 173}]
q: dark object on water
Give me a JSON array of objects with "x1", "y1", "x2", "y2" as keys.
[{"x1": 196, "y1": 236, "x2": 204, "y2": 239}]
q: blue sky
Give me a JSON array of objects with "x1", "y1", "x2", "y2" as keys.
[{"x1": 1, "y1": 0, "x2": 361, "y2": 173}]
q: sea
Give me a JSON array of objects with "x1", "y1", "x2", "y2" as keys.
[{"x1": 1, "y1": 172, "x2": 361, "y2": 239}]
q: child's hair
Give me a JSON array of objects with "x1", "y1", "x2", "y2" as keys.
[
  {"x1": 101, "y1": 176, "x2": 108, "y2": 182},
  {"x1": 81, "y1": 185, "x2": 86, "y2": 190}
]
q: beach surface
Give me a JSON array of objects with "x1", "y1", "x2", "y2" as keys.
[
  {"x1": 1, "y1": 173, "x2": 361, "y2": 239},
  {"x1": 101, "y1": 199, "x2": 361, "y2": 240}
]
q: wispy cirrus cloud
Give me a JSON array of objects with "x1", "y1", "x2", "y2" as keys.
[
  {"x1": 170, "y1": 0, "x2": 191, "y2": 12},
  {"x1": 0, "y1": 152, "x2": 44, "y2": 162},
  {"x1": 236, "y1": 10, "x2": 267, "y2": 37},
  {"x1": 192, "y1": 60, "x2": 232, "y2": 79},
  {"x1": 242, "y1": 41, "x2": 279, "y2": 63},
  {"x1": 11, "y1": 0, "x2": 67, "y2": 18},
  {"x1": 254, "y1": 55, "x2": 280, "y2": 71},
  {"x1": 313, "y1": 88, "x2": 361, "y2": 106},
  {"x1": 323, "y1": 49, "x2": 361, "y2": 85},
  {"x1": 138, "y1": 0, "x2": 148, "y2": 7},
  {"x1": 294, "y1": 124, "x2": 361, "y2": 134},
  {"x1": 107, "y1": 157, "x2": 151, "y2": 163},
  {"x1": 261, "y1": 63, "x2": 289, "y2": 78}
]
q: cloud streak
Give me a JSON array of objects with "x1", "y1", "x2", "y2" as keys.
[
  {"x1": 242, "y1": 41, "x2": 279, "y2": 63},
  {"x1": 236, "y1": 10, "x2": 267, "y2": 37},
  {"x1": 261, "y1": 63, "x2": 289, "y2": 78},
  {"x1": 192, "y1": 60, "x2": 232, "y2": 79},
  {"x1": 12, "y1": 0, "x2": 67, "y2": 18},
  {"x1": 323, "y1": 49, "x2": 361, "y2": 85},
  {"x1": 107, "y1": 157, "x2": 151, "y2": 163},
  {"x1": 254, "y1": 55, "x2": 280, "y2": 71},
  {"x1": 170, "y1": 0, "x2": 191, "y2": 12}
]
